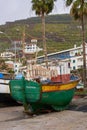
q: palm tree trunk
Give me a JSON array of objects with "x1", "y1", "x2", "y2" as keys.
[
  {"x1": 41, "y1": 13, "x2": 48, "y2": 68},
  {"x1": 82, "y1": 0, "x2": 87, "y2": 88}
]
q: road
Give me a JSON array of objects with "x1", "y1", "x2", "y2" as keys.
[{"x1": 0, "y1": 96, "x2": 87, "y2": 130}]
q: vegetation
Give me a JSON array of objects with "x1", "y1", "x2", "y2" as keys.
[
  {"x1": 0, "y1": 58, "x2": 14, "y2": 73},
  {"x1": 0, "y1": 14, "x2": 87, "y2": 56}
]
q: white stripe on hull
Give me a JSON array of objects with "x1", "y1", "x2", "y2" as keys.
[
  {"x1": 0, "y1": 79, "x2": 10, "y2": 84},
  {"x1": 0, "y1": 79, "x2": 10, "y2": 94},
  {"x1": 0, "y1": 84, "x2": 10, "y2": 93}
]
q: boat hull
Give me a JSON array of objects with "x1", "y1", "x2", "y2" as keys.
[
  {"x1": 26, "y1": 88, "x2": 75, "y2": 113},
  {"x1": 0, "y1": 72, "x2": 14, "y2": 94},
  {"x1": 9, "y1": 78, "x2": 79, "y2": 114},
  {"x1": 0, "y1": 79, "x2": 10, "y2": 94}
]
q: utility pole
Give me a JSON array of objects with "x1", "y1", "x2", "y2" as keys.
[
  {"x1": 22, "y1": 26, "x2": 25, "y2": 58},
  {"x1": 14, "y1": 41, "x2": 17, "y2": 64}
]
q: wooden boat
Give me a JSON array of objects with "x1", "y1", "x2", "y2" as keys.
[
  {"x1": 0, "y1": 72, "x2": 15, "y2": 101},
  {"x1": 9, "y1": 34, "x2": 80, "y2": 114},
  {"x1": 9, "y1": 76, "x2": 80, "y2": 114},
  {"x1": 0, "y1": 72, "x2": 14, "y2": 94}
]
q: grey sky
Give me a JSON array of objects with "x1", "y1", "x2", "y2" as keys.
[{"x1": 0, "y1": 0, "x2": 70, "y2": 25}]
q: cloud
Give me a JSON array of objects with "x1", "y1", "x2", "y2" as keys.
[
  {"x1": 0, "y1": 0, "x2": 31, "y2": 25},
  {"x1": 0, "y1": 0, "x2": 70, "y2": 25},
  {"x1": 52, "y1": 0, "x2": 70, "y2": 14}
]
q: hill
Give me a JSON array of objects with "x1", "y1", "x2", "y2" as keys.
[{"x1": 0, "y1": 14, "x2": 86, "y2": 55}]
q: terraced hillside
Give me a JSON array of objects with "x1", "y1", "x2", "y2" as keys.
[{"x1": 0, "y1": 14, "x2": 87, "y2": 55}]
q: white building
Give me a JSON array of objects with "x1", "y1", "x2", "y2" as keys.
[
  {"x1": 69, "y1": 44, "x2": 87, "y2": 70},
  {"x1": 0, "y1": 52, "x2": 15, "y2": 59},
  {"x1": 14, "y1": 62, "x2": 22, "y2": 75},
  {"x1": 37, "y1": 43, "x2": 87, "y2": 71},
  {"x1": 24, "y1": 43, "x2": 42, "y2": 54},
  {"x1": 23, "y1": 39, "x2": 43, "y2": 54}
]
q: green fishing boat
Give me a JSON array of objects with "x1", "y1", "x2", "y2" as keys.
[{"x1": 9, "y1": 77, "x2": 79, "y2": 114}]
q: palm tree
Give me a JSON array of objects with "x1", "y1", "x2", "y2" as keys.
[
  {"x1": 31, "y1": 0, "x2": 56, "y2": 68},
  {"x1": 65, "y1": 0, "x2": 87, "y2": 88}
]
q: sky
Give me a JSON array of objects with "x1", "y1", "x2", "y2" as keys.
[{"x1": 0, "y1": 0, "x2": 70, "y2": 25}]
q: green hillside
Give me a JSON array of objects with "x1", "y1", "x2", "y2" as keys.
[{"x1": 0, "y1": 14, "x2": 87, "y2": 55}]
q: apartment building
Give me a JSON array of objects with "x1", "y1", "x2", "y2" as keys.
[{"x1": 38, "y1": 44, "x2": 87, "y2": 71}]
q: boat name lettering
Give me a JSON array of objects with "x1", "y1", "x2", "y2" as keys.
[
  {"x1": 14, "y1": 86, "x2": 21, "y2": 89},
  {"x1": 26, "y1": 86, "x2": 36, "y2": 89}
]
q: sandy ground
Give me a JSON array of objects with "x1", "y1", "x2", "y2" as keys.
[{"x1": 0, "y1": 96, "x2": 87, "y2": 130}]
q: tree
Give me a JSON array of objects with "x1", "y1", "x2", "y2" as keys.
[
  {"x1": 65, "y1": 0, "x2": 87, "y2": 88},
  {"x1": 31, "y1": 0, "x2": 56, "y2": 68},
  {"x1": 0, "y1": 58, "x2": 8, "y2": 72}
]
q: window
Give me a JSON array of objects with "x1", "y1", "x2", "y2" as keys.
[
  {"x1": 73, "y1": 60, "x2": 75, "y2": 63},
  {"x1": 15, "y1": 65, "x2": 17, "y2": 67},
  {"x1": 68, "y1": 62, "x2": 70, "y2": 68},
  {"x1": 15, "y1": 69, "x2": 17, "y2": 72},
  {"x1": 75, "y1": 53, "x2": 77, "y2": 56},
  {"x1": 73, "y1": 66, "x2": 76, "y2": 70}
]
